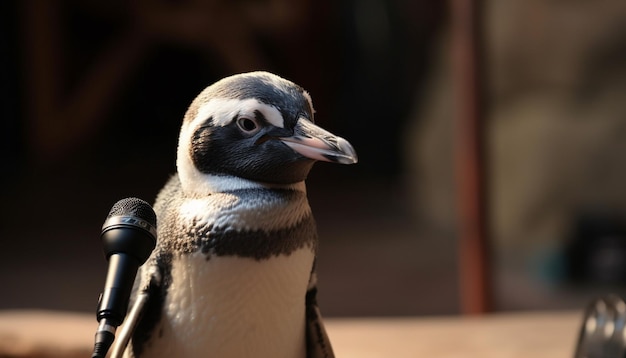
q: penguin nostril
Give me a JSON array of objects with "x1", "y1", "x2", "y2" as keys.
[{"x1": 255, "y1": 135, "x2": 272, "y2": 145}]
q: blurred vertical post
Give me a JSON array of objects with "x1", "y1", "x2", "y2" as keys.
[{"x1": 450, "y1": 0, "x2": 491, "y2": 314}]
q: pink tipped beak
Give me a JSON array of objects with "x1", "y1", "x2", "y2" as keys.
[{"x1": 279, "y1": 119, "x2": 358, "y2": 165}]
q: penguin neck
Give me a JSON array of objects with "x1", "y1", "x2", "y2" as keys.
[{"x1": 179, "y1": 170, "x2": 307, "y2": 197}]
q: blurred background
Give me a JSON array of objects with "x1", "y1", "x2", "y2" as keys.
[{"x1": 1, "y1": 0, "x2": 626, "y2": 317}]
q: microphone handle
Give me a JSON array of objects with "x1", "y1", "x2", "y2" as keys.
[
  {"x1": 92, "y1": 253, "x2": 140, "y2": 358},
  {"x1": 97, "y1": 253, "x2": 140, "y2": 325}
]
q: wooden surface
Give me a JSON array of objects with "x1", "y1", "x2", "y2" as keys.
[
  {"x1": 0, "y1": 310, "x2": 582, "y2": 357},
  {"x1": 328, "y1": 312, "x2": 581, "y2": 358}
]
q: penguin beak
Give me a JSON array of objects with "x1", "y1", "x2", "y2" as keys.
[{"x1": 279, "y1": 119, "x2": 358, "y2": 164}]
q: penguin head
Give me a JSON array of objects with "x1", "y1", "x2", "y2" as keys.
[{"x1": 176, "y1": 71, "x2": 357, "y2": 194}]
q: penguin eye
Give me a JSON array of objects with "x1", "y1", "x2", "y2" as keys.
[{"x1": 236, "y1": 117, "x2": 260, "y2": 134}]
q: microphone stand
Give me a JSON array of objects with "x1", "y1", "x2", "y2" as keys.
[{"x1": 109, "y1": 291, "x2": 150, "y2": 358}]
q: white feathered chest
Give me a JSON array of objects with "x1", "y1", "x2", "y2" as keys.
[{"x1": 128, "y1": 178, "x2": 317, "y2": 358}]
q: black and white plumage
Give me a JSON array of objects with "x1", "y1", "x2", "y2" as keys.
[{"x1": 116, "y1": 72, "x2": 357, "y2": 358}]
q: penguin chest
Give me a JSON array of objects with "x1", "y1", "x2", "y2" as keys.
[{"x1": 146, "y1": 247, "x2": 315, "y2": 358}]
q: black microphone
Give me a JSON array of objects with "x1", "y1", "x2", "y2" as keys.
[{"x1": 91, "y1": 198, "x2": 157, "y2": 358}]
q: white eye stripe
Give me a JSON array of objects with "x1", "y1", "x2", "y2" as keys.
[
  {"x1": 191, "y1": 98, "x2": 285, "y2": 129},
  {"x1": 253, "y1": 103, "x2": 284, "y2": 128}
]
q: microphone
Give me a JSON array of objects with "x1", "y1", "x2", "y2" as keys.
[{"x1": 91, "y1": 198, "x2": 157, "y2": 358}]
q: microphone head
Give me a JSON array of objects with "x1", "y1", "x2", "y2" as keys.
[
  {"x1": 101, "y1": 197, "x2": 157, "y2": 264},
  {"x1": 105, "y1": 197, "x2": 157, "y2": 228}
]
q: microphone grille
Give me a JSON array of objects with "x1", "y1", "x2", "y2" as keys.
[{"x1": 107, "y1": 197, "x2": 157, "y2": 227}]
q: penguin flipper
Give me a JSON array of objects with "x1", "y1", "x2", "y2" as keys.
[
  {"x1": 109, "y1": 291, "x2": 151, "y2": 358},
  {"x1": 305, "y1": 274, "x2": 335, "y2": 358}
]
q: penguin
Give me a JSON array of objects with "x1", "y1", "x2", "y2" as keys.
[{"x1": 116, "y1": 71, "x2": 357, "y2": 358}]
